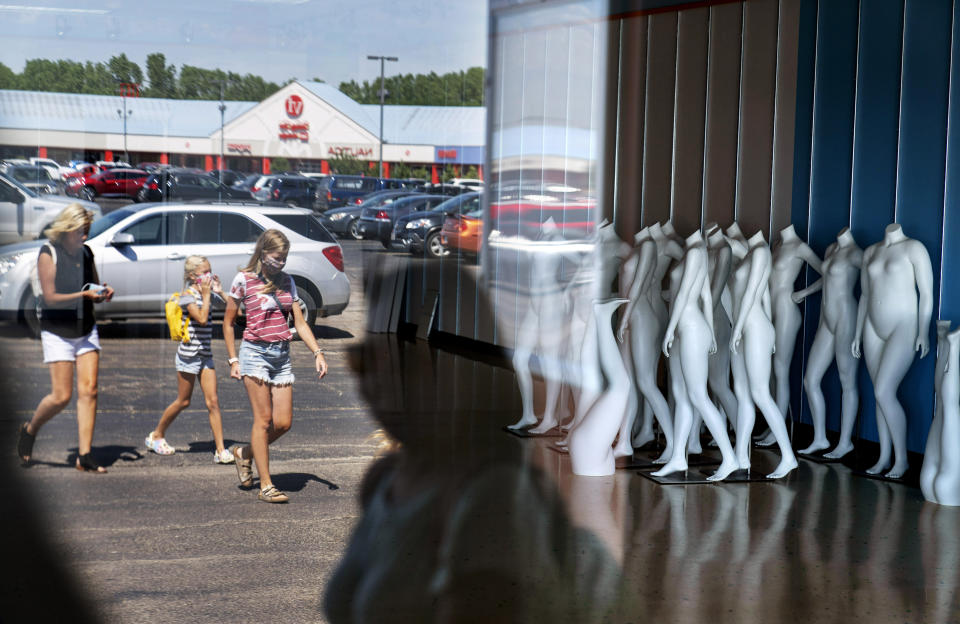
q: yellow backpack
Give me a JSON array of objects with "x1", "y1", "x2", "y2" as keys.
[{"x1": 164, "y1": 292, "x2": 190, "y2": 343}]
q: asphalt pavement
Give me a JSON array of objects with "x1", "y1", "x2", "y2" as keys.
[{"x1": 0, "y1": 232, "x2": 385, "y2": 623}]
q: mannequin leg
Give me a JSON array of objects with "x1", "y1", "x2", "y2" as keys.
[
  {"x1": 773, "y1": 304, "x2": 802, "y2": 417},
  {"x1": 634, "y1": 359, "x2": 674, "y2": 463},
  {"x1": 825, "y1": 320, "x2": 860, "y2": 459},
  {"x1": 730, "y1": 349, "x2": 754, "y2": 470},
  {"x1": 800, "y1": 325, "x2": 834, "y2": 454},
  {"x1": 687, "y1": 410, "x2": 703, "y2": 454},
  {"x1": 529, "y1": 345, "x2": 565, "y2": 434},
  {"x1": 652, "y1": 347, "x2": 693, "y2": 476},
  {"x1": 743, "y1": 327, "x2": 798, "y2": 478},
  {"x1": 680, "y1": 339, "x2": 737, "y2": 482},
  {"x1": 862, "y1": 325, "x2": 890, "y2": 474},
  {"x1": 869, "y1": 327, "x2": 915, "y2": 479}
]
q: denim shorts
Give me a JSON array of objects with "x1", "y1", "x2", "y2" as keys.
[
  {"x1": 175, "y1": 352, "x2": 215, "y2": 375},
  {"x1": 239, "y1": 340, "x2": 294, "y2": 386}
]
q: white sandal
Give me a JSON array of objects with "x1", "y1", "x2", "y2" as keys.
[{"x1": 145, "y1": 432, "x2": 175, "y2": 455}]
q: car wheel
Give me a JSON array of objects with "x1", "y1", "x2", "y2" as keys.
[
  {"x1": 347, "y1": 219, "x2": 362, "y2": 240},
  {"x1": 80, "y1": 187, "x2": 96, "y2": 202},
  {"x1": 425, "y1": 231, "x2": 448, "y2": 259},
  {"x1": 19, "y1": 291, "x2": 41, "y2": 339}
]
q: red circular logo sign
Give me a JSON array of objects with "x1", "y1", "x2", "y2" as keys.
[{"x1": 285, "y1": 95, "x2": 304, "y2": 118}]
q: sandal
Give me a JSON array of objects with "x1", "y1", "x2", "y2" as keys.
[
  {"x1": 145, "y1": 432, "x2": 175, "y2": 455},
  {"x1": 258, "y1": 485, "x2": 289, "y2": 503},
  {"x1": 214, "y1": 448, "x2": 235, "y2": 464},
  {"x1": 232, "y1": 445, "x2": 253, "y2": 488},
  {"x1": 17, "y1": 422, "x2": 35, "y2": 465},
  {"x1": 76, "y1": 452, "x2": 107, "y2": 473}
]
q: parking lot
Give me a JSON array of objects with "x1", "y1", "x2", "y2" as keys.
[{"x1": 0, "y1": 224, "x2": 385, "y2": 623}]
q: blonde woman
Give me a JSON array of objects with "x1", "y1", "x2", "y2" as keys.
[
  {"x1": 223, "y1": 229, "x2": 328, "y2": 503},
  {"x1": 145, "y1": 255, "x2": 234, "y2": 464},
  {"x1": 17, "y1": 203, "x2": 114, "y2": 472}
]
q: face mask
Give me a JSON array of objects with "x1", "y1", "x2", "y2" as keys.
[
  {"x1": 195, "y1": 271, "x2": 212, "y2": 283},
  {"x1": 262, "y1": 255, "x2": 286, "y2": 271}
]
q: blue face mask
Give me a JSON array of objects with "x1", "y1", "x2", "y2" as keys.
[{"x1": 262, "y1": 255, "x2": 286, "y2": 271}]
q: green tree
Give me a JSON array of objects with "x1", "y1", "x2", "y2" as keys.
[
  {"x1": 108, "y1": 53, "x2": 143, "y2": 87},
  {"x1": 337, "y1": 67, "x2": 484, "y2": 106},
  {"x1": 82, "y1": 61, "x2": 116, "y2": 94},
  {"x1": 0, "y1": 62, "x2": 16, "y2": 89},
  {"x1": 145, "y1": 53, "x2": 177, "y2": 98},
  {"x1": 329, "y1": 153, "x2": 367, "y2": 175},
  {"x1": 270, "y1": 157, "x2": 290, "y2": 173}
]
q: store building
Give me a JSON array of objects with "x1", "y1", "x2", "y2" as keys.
[{"x1": 0, "y1": 80, "x2": 485, "y2": 182}]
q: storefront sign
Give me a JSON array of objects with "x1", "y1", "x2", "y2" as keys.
[
  {"x1": 227, "y1": 143, "x2": 252, "y2": 155},
  {"x1": 437, "y1": 149, "x2": 457, "y2": 159},
  {"x1": 327, "y1": 145, "x2": 374, "y2": 158},
  {"x1": 279, "y1": 121, "x2": 309, "y2": 142},
  {"x1": 285, "y1": 94, "x2": 304, "y2": 118}
]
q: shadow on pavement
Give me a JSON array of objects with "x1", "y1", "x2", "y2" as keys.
[
  {"x1": 68, "y1": 445, "x2": 144, "y2": 467},
  {"x1": 273, "y1": 471, "x2": 340, "y2": 492}
]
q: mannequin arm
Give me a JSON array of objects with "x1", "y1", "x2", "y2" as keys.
[
  {"x1": 710, "y1": 246, "x2": 732, "y2": 306},
  {"x1": 912, "y1": 242, "x2": 934, "y2": 358},
  {"x1": 663, "y1": 249, "x2": 704, "y2": 357},
  {"x1": 700, "y1": 273, "x2": 717, "y2": 353},
  {"x1": 793, "y1": 279, "x2": 822, "y2": 303},
  {"x1": 800, "y1": 243, "x2": 824, "y2": 275},
  {"x1": 662, "y1": 239, "x2": 684, "y2": 260},
  {"x1": 730, "y1": 248, "x2": 769, "y2": 353},
  {"x1": 852, "y1": 248, "x2": 874, "y2": 359}
]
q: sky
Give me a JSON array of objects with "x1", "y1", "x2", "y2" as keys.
[{"x1": 0, "y1": 0, "x2": 488, "y2": 90}]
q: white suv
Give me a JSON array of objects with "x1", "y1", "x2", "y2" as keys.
[
  {"x1": 0, "y1": 202, "x2": 349, "y2": 335},
  {"x1": 0, "y1": 173, "x2": 101, "y2": 245}
]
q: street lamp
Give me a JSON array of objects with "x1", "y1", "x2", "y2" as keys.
[
  {"x1": 116, "y1": 81, "x2": 136, "y2": 164},
  {"x1": 367, "y1": 55, "x2": 398, "y2": 178},
  {"x1": 218, "y1": 82, "x2": 226, "y2": 186}
]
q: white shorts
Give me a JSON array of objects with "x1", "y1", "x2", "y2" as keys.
[{"x1": 41, "y1": 327, "x2": 101, "y2": 363}]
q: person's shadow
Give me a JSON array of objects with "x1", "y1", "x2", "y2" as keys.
[
  {"x1": 70, "y1": 445, "x2": 143, "y2": 467},
  {"x1": 273, "y1": 472, "x2": 339, "y2": 492}
]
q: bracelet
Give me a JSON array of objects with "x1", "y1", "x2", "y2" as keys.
[
  {"x1": 313, "y1": 348, "x2": 324, "y2": 356},
  {"x1": 227, "y1": 357, "x2": 239, "y2": 365}
]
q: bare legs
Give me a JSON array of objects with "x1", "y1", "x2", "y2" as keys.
[
  {"x1": 26, "y1": 352, "x2": 100, "y2": 461},
  {"x1": 239, "y1": 378, "x2": 293, "y2": 491},
  {"x1": 862, "y1": 322, "x2": 914, "y2": 478},
  {"x1": 152, "y1": 368, "x2": 227, "y2": 453}
]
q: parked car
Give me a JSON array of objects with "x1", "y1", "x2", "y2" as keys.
[
  {"x1": 29, "y1": 157, "x2": 62, "y2": 181},
  {"x1": 137, "y1": 161, "x2": 170, "y2": 173},
  {"x1": 448, "y1": 177, "x2": 484, "y2": 192},
  {"x1": 231, "y1": 173, "x2": 263, "y2": 196},
  {"x1": 314, "y1": 175, "x2": 406, "y2": 211},
  {"x1": 252, "y1": 174, "x2": 319, "y2": 208},
  {"x1": 441, "y1": 201, "x2": 483, "y2": 257},
  {"x1": 62, "y1": 162, "x2": 100, "y2": 184},
  {"x1": 95, "y1": 160, "x2": 133, "y2": 170},
  {"x1": 66, "y1": 168, "x2": 148, "y2": 201},
  {"x1": 357, "y1": 194, "x2": 448, "y2": 247},
  {"x1": 137, "y1": 168, "x2": 245, "y2": 202},
  {"x1": 0, "y1": 203, "x2": 349, "y2": 336},
  {"x1": 208, "y1": 169, "x2": 248, "y2": 188},
  {"x1": 393, "y1": 192, "x2": 482, "y2": 258},
  {"x1": 2, "y1": 165, "x2": 59, "y2": 195},
  {"x1": 0, "y1": 172, "x2": 101, "y2": 245},
  {"x1": 318, "y1": 190, "x2": 417, "y2": 240}
]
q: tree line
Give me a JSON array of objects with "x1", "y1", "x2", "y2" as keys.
[{"x1": 0, "y1": 53, "x2": 484, "y2": 106}]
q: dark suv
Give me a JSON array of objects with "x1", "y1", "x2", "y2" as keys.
[
  {"x1": 393, "y1": 192, "x2": 482, "y2": 258},
  {"x1": 252, "y1": 175, "x2": 319, "y2": 208},
  {"x1": 315, "y1": 175, "x2": 407, "y2": 211},
  {"x1": 357, "y1": 194, "x2": 448, "y2": 247},
  {"x1": 137, "y1": 168, "x2": 245, "y2": 202}
]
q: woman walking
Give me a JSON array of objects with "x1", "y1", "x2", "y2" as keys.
[
  {"x1": 223, "y1": 229, "x2": 328, "y2": 503},
  {"x1": 17, "y1": 203, "x2": 114, "y2": 472}
]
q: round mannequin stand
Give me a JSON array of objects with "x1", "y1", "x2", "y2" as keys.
[
  {"x1": 651, "y1": 231, "x2": 738, "y2": 482},
  {"x1": 794, "y1": 227, "x2": 862, "y2": 458},
  {"x1": 852, "y1": 223, "x2": 933, "y2": 479}
]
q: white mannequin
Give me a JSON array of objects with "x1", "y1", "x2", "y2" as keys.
[
  {"x1": 853, "y1": 223, "x2": 933, "y2": 478},
  {"x1": 652, "y1": 231, "x2": 738, "y2": 481},
  {"x1": 792, "y1": 227, "x2": 862, "y2": 456},
  {"x1": 661, "y1": 221, "x2": 684, "y2": 247},
  {"x1": 706, "y1": 227, "x2": 739, "y2": 433},
  {"x1": 920, "y1": 321, "x2": 952, "y2": 503},
  {"x1": 568, "y1": 298, "x2": 631, "y2": 476},
  {"x1": 763, "y1": 224, "x2": 822, "y2": 445},
  {"x1": 728, "y1": 231, "x2": 798, "y2": 479},
  {"x1": 933, "y1": 327, "x2": 960, "y2": 505},
  {"x1": 612, "y1": 240, "x2": 641, "y2": 458},
  {"x1": 616, "y1": 228, "x2": 674, "y2": 463},
  {"x1": 507, "y1": 219, "x2": 569, "y2": 433}
]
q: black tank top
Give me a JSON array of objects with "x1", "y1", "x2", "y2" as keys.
[{"x1": 38, "y1": 242, "x2": 96, "y2": 338}]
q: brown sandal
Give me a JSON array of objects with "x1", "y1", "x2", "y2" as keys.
[
  {"x1": 258, "y1": 485, "x2": 289, "y2": 503},
  {"x1": 232, "y1": 445, "x2": 253, "y2": 487}
]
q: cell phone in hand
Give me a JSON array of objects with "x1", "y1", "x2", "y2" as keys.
[{"x1": 83, "y1": 283, "x2": 107, "y2": 295}]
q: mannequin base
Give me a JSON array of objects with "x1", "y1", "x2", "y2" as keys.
[
  {"x1": 797, "y1": 450, "x2": 844, "y2": 464},
  {"x1": 632, "y1": 450, "x2": 722, "y2": 470},
  {"x1": 849, "y1": 468, "x2": 907, "y2": 483},
  {"x1": 638, "y1": 469, "x2": 716, "y2": 485},
  {"x1": 502, "y1": 425, "x2": 563, "y2": 438}
]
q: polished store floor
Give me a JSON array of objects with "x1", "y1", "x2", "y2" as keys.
[{"x1": 331, "y1": 334, "x2": 960, "y2": 624}]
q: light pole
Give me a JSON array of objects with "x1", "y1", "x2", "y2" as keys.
[
  {"x1": 116, "y1": 82, "x2": 135, "y2": 164},
  {"x1": 218, "y1": 82, "x2": 226, "y2": 185},
  {"x1": 367, "y1": 55, "x2": 397, "y2": 178}
]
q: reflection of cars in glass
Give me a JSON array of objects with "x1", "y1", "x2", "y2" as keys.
[
  {"x1": 29, "y1": 157, "x2": 63, "y2": 181},
  {"x1": 252, "y1": 174, "x2": 319, "y2": 208},
  {"x1": 315, "y1": 175, "x2": 406, "y2": 211},
  {"x1": 318, "y1": 190, "x2": 417, "y2": 240},
  {"x1": 441, "y1": 202, "x2": 483, "y2": 256},
  {"x1": 208, "y1": 169, "x2": 248, "y2": 188},
  {"x1": 3, "y1": 165, "x2": 59, "y2": 195},
  {"x1": 0, "y1": 173, "x2": 101, "y2": 245},
  {"x1": 393, "y1": 192, "x2": 481, "y2": 258},
  {"x1": 137, "y1": 168, "x2": 245, "y2": 202},
  {"x1": 357, "y1": 194, "x2": 447, "y2": 247},
  {"x1": 0, "y1": 203, "x2": 349, "y2": 336},
  {"x1": 66, "y1": 168, "x2": 148, "y2": 201},
  {"x1": 231, "y1": 173, "x2": 262, "y2": 196},
  {"x1": 488, "y1": 183, "x2": 595, "y2": 240}
]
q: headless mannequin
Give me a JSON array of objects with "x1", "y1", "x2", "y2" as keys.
[
  {"x1": 793, "y1": 227, "x2": 862, "y2": 456},
  {"x1": 616, "y1": 228, "x2": 674, "y2": 463},
  {"x1": 852, "y1": 223, "x2": 933, "y2": 479},
  {"x1": 762, "y1": 224, "x2": 822, "y2": 446},
  {"x1": 508, "y1": 219, "x2": 569, "y2": 432},
  {"x1": 568, "y1": 298, "x2": 631, "y2": 476},
  {"x1": 706, "y1": 227, "x2": 739, "y2": 433},
  {"x1": 933, "y1": 327, "x2": 960, "y2": 505},
  {"x1": 611, "y1": 240, "x2": 642, "y2": 458},
  {"x1": 920, "y1": 321, "x2": 952, "y2": 503},
  {"x1": 728, "y1": 231, "x2": 798, "y2": 479},
  {"x1": 652, "y1": 231, "x2": 738, "y2": 481}
]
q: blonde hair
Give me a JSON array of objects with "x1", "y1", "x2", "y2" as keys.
[
  {"x1": 241, "y1": 229, "x2": 290, "y2": 294},
  {"x1": 44, "y1": 203, "x2": 94, "y2": 243},
  {"x1": 183, "y1": 255, "x2": 209, "y2": 289}
]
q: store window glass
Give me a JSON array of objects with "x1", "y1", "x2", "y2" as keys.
[
  {"x1": 220, "y1": 213, "x2": 263, "y2": 243},
  {"x1": 122, "y1": 214, "x2": 164, "y2": 245}
]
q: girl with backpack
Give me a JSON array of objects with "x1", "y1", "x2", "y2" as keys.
[
  {"x1": 17, "y1": 203, "x2": 114, "y2": 472},
  {"x1": 145, "y1": 255, "x2": 234, "y2": 464},
  {"x1": 222, "y1": 229, "x2": 328, "y2": 503}
]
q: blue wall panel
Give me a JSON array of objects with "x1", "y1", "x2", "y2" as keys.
[
  {"x1": 893, "y1": 0, "x2": 952, "y2": 453},
  {"x1": 796, "y1": 0, "x2": 859, "y2": 432},
  {"x1": 846, "y1": 0, "x2": 904, "y2": 444},
  {"x1": 939, "y1": 1, "x2": 960, "y2": 322}
]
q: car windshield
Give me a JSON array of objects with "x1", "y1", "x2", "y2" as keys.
[
  {"x1": 11, "y1": 167, "x2": 53, "y2": 182},
  {"x1": 267, "y1": 213, "x2": 336, "y2": 243},
  {"x1": 89, "y1": 208, "x2": 136, "y2": 239},
  {"x1": 0, "y1": 172, "x2": 38, "y2": 197},
  {"x1": 432, "y1": 193, "x2": 479, "y2": 213}
]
